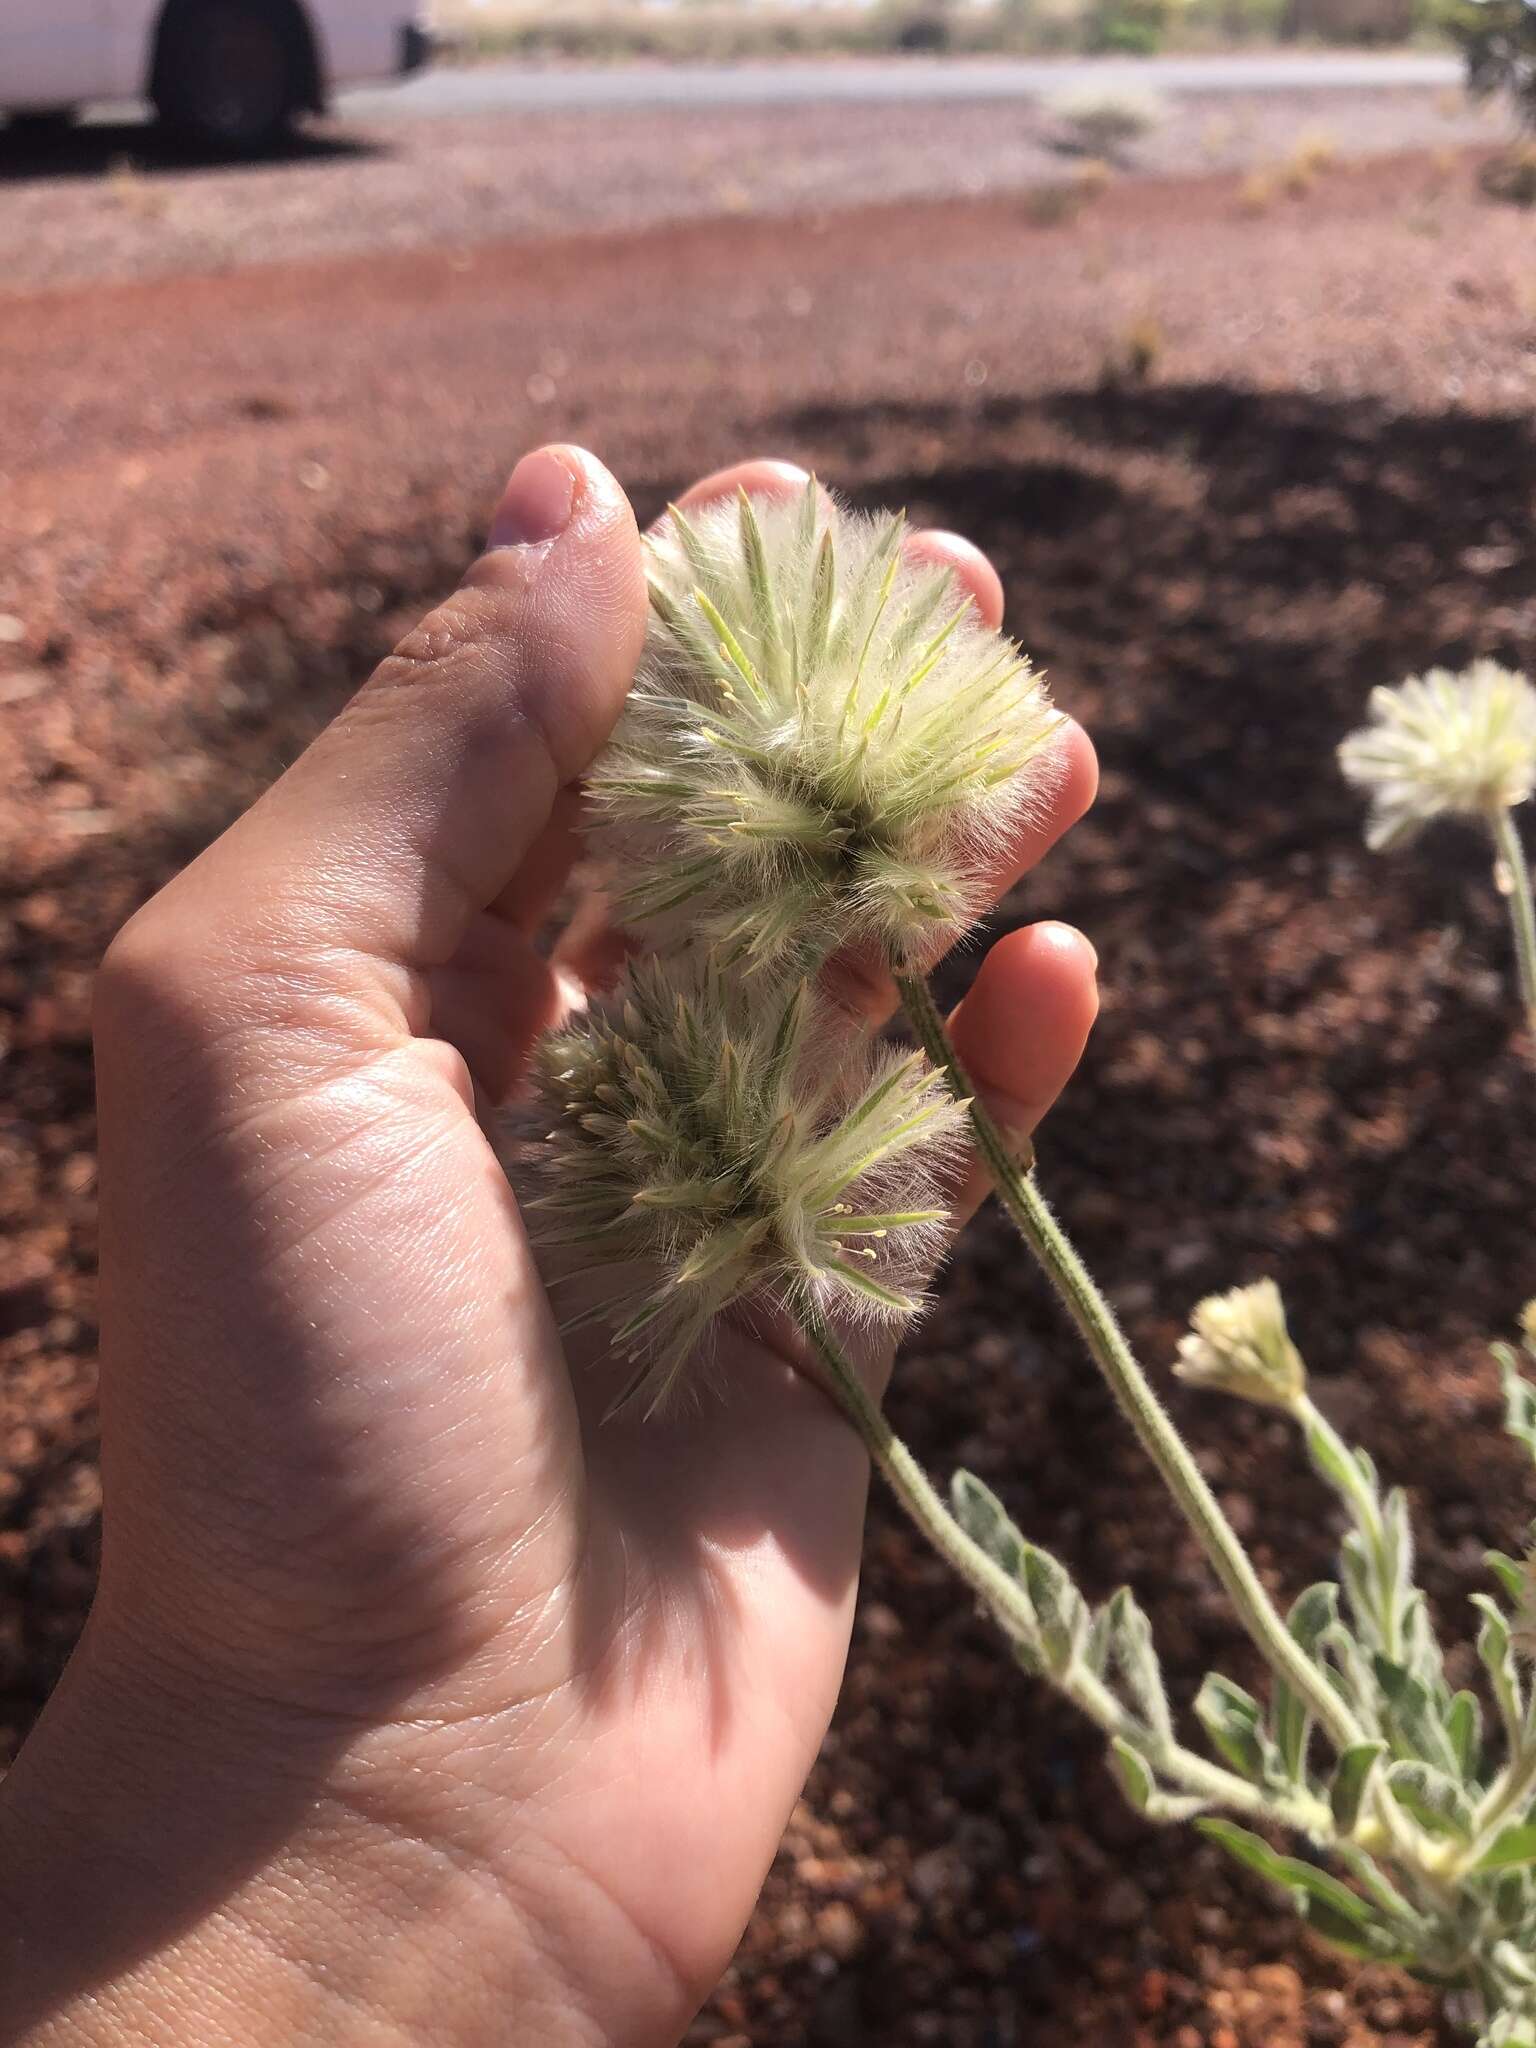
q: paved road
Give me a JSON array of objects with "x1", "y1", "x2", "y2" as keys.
[{"x1": 343, "y1": 49, "x2": 1460, "y2": 120}]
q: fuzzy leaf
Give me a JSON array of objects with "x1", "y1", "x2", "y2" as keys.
[
  {"x1": 1084, "y1": 1600, "x2": 1115, "y2": 1682},
  {"x1": 1385, "y1": 1759, "x2": 1475, "y2": 1839},
  {"x1": 1447, "y1": 1690, "x2": 1485, "y2": 1782},
  {"x1": 1023, "y1": 1543, "x2": 1089, "y2": 1675},
  {"x1": 1503, "y1": 1360, "x2": 1536, "y2": 1462},
  {"x1": 1110, "y1": 1738, "x2": 1155, "y2": 1815},
  {"x1": 1329, "y1": 1741, "x2": 1387, "y2": 1835},
  {"x1": 1475, "y1": 1592, "x2": 1525, "y2": 1747},
  {"x1": 1271, "y1": 1680, "x2": 1311, "y2": 1785},
  {"x1": 1199, "y1": 1824, "x2": 1395, "y2": 1958},
  {"x1": 1487, "y1": 1550, "x2": 1528, "y2": 1605},
  {"x1": 1288, "y1": 1582, "x2": 1340, "y2": 1653},
  {"x1": 1372, "y1": 1654, "x2": 1459, "y2": 1774},
  {"x1": 1197, "y1": 1818, "x2": 1291, "y2": 1888},
  {"x1": 1195, "y1": 1674, "x2": 1269, "y2": 1784},
  {"x1": 1477, "y1": 1825, "x2": 1536, "y2": 1873},
  {"x1": 950, "y1": 1472, "x2": 1028, "y2": 1583},
  {"x1": 1106, "y1": 1588, "x2": 1173, "y2": 1743}
]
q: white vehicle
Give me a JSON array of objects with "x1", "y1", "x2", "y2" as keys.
[{"x1": 3, "y1": 0, "x2": 433, "y2": 152}]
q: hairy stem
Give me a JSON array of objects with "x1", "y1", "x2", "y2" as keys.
[
  {"x1": 1491, "y1": 806, "x2": 1536, "y2": 1038},
  {"x1": 894, "y1": 969, "x2": 1365, "y2": 1757},
  {"x1": 796, "y1": 1308, "x2": 1328, "y2": 1835}
]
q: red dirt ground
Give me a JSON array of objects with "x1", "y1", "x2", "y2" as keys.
[{"x1": 4, "y1": 142, "x2": 1536, "y2": 2044}]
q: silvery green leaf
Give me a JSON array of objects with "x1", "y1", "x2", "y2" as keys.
[
  {"x1": 1492, "y1": 1940, "x2": 1536, "y2": 1988},
  {"x1": 1372, "y1": 1654, "x2": 1460, "y2": 1774},
  {"x1": 1106, "y1": 1588, "x2": 1173, "y2": 1743},
  {"x1": 1084, "y1": 1599, "x2": 1115, "y2": 1682},
  {"x1": 1110, "y1": 1737, "x2": 1155, "y2": 1815},
  {"x1": 1479, "y1": 2008, "x2": 1536, "y2": 2048},
  {"x1": 1386, "y1": 1759, "x2": 1476, "y2": 1839},
  {"x1": 1475, "y1": 1593, "x2": 1525, "y2": 1747},
  {"x1": 1023, "y1": 1542, "x2": 1088, "y2": 1675},
  {"x1": 1271, "y1": 1678, "x2": 1311, "y2": 1784},
  {"x1": 1108, "y1": 1740, "x2": 1213, "y2": 1826},
  {"x1": 1199, "y1": 1823, "x2": 1403, "y2": 1962},
  {"x1": 1288, "y1": 1582, "x2": 1340, "y2": 1654},
  {"x1": 1403, "y1": 1592, "x2": 1448, "y2": 1701},
  {"x1": 1329, "y1": 1740, "x2": 1387, "y2": 1834},
  {"x1": 951, "y1": 1471, "x2": 1028, "y2": 1582},
  {"x1": 1320, "y1": 1622, "x2": 1381, "y2": 1726},
  {"x1": 1383, "y1": 1486, "x2": 1415, "y2": 1597},
  {"x1": 1197, "y1": 1817, "x2": 1291, "y2": 1888},
  {"x1": 1195, "y1": 1673, "x2": 1270, "y2": 1784},
  {"x1": 1339, "y1": 1529, "x2": 1378, "y2": 1640},
  {"x1": 1503, "y1": 1360, "x2": 1536, "y2": 1462},
  {"x1": 1477, "y1": 1825, "x2": 1536, "y2": 1873},
  {"x1": 1488, "y1": 1550, "x2": 1528, "y2": 1605},
  {"x1": 1447, "y1": 1690, "x2": 1485, "y2": 1782}
]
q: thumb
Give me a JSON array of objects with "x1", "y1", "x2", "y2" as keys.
[{"x1": 116, "y1": 446, "x2": 646, "y2": 1039}]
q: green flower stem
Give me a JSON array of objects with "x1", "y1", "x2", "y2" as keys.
[
  {"x1": 1491, "y1": 806, "x2": 1536, "y2": 1038},
  {"x1": 796, "y1": 1307, "x2": 1330, "y2": 1836},
  {"x1": 1293, "y1": 1393, "x2": 1401, "y2": 1661},
  {"x1": 893, "y1": 969, "x2": 1366, "y2": 1759}
]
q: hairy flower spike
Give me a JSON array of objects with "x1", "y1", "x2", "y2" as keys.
[
  {"x1": 1339, "y1": 660, "x2": 1536, "y2": 852},
  {"x1": 528, "y1": 960, "x2": 965, "y2": 1412},
  {"x1": 1174, "y1": 1279, "x2": 1307, "y2": 1411},
  {"x1": 588, "y1": 484, "x2": 1064, "y2": 971}
]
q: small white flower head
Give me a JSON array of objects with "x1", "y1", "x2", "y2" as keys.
[
  {"x1": 529, "y1": 959, "x2": 966, "y2": 1412},
  {"x1": 1338, "y1": 660, "x2": 1536, "y2": 853},
  {"x1": 1173, "y1": 1279, "x2": 1307, "y2": 1411},
  {"x1": 588, "y1": 484, "x2": 1064, "y2": 971},
  {"x1": 1523, "y1": 1300, "x2": 1536, "y2": 1356}
]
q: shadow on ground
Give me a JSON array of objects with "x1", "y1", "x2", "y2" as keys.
[{"x1": 0, "y1": 116, "x2": 382, "y2": 184}]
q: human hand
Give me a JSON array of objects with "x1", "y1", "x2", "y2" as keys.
[{"x1": 0, "y1": 448, "x2": 1098, "y2": 2047}]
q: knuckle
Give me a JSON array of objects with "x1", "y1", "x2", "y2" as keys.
[{"x1": 370, "y1": 586, "x2": 512, "y2": 697}]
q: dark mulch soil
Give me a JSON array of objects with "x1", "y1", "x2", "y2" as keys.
[{"x1": 3, "y1": 145, "x2": 1534, "y2": 2043}]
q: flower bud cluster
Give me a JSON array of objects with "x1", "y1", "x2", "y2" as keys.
[
  {"x1": 1174, "y1": 1278, "x2": 1307, "y2": 1411},
  {"x1": 1339, "y1": 660, "x2": 1536, "y2": 853},
  {"x1": 588, "y1": 484, "x2": 1063, "y2": 971},
  {"x1": 531, "y1": 961, "x2": 964, "y2": 1411}
]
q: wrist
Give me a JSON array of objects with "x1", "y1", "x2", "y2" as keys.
[{"x1": 0, "y1": 1617, "x2": 608, "y2": 2048}]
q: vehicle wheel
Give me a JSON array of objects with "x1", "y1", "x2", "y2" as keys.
[{"x1": 153, "y1": 0, "x2": 303, "y2": 154}]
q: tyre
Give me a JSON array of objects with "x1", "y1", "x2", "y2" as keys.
[
  {"x1": 153, "y1": 0, "x2": 306, "y2": 154},
  {"x1": 8, "y1": 108, "x2": 81, "y2": 133}
]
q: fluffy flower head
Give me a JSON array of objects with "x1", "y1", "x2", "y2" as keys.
[
  {"x1": 1174, "y1": 1279, "x2": 1307, "y2": 1411},
  {"x1": 1339, "y1": 660, "x2": 1536, "y2": 852},
  {"x1": 588, "y1": 484, "x2": 1064, "y2": 970},
  {"x1": 529, "y1": 960, "x2": 966, "y2": 1412}
]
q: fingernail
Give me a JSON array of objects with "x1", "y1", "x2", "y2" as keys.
[{"x1": 488, "y1": 449, "x2": 577, "y2": 550}]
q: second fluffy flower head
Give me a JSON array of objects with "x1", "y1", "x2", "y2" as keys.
[
  {"x1": 531, "y1": 960, "x2": 966, "y2": 1412},
  {"x1": 589, "y1": 485, "x2": 1064, "y2": 970}
]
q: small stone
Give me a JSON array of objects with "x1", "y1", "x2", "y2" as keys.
[
  {"x1": 814, "y1": 1900, "x2": 863, "y2": 1961},
  {"x1": 1101, "y1": 1876, "x2": 1149, "y2": 1927}
]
